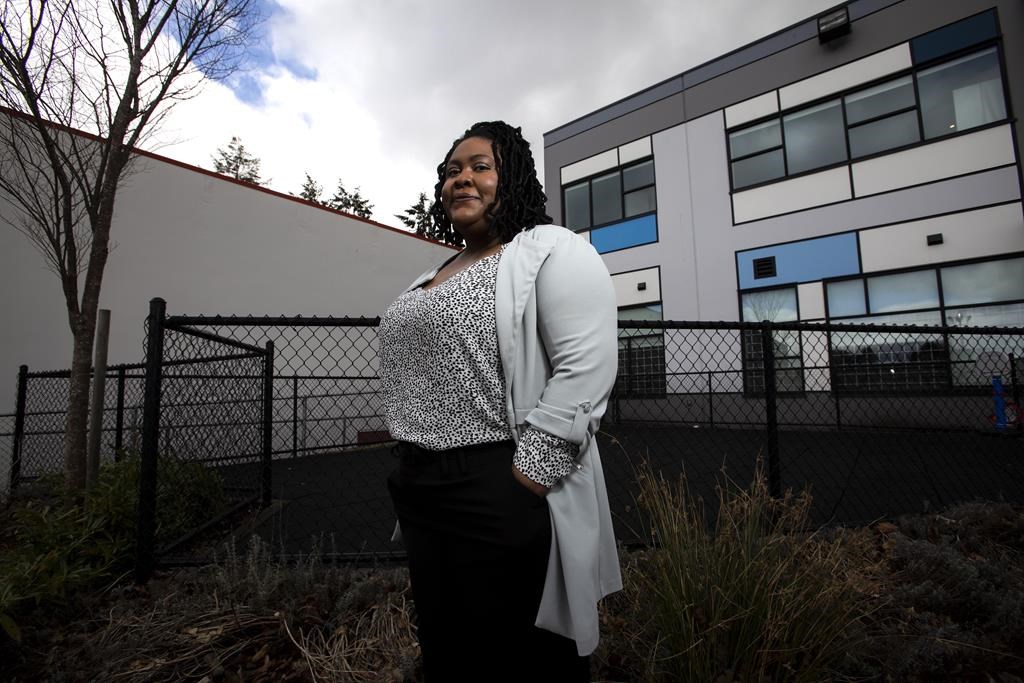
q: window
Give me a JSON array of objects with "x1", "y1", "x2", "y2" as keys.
[
  {"x1": 845, "y1": 76, "x2": 921, "y2": 158},
  {"x1": 783, "y1": 99, "x2": 846, "y2": 174},
  {"x1": 919, "y1": 47, "x2": 1007, "y2": 140},
  {"x1": 617, "y1": 304, "x2": 666, "y2": 396},
  {"x1": 866, "y1": 271, "x2": 940, "y2": 314},
  {"x1": 740, "y1": 287, "x2": 803, "y2": 394},
  {"x1": 825, "y1": 256, "x2": 1024, "y2": 391},
  {"x1": 726, "y1": 44, "x2": 1009, "y2": 190},
  {"x1": 728, "y1": 120, "x2": 785, "y2": 189},
  {"x1": 940, "y1": 257, "x2": 1024, "y2": 307},
  {"x1": 561, "y1": 157, "x2": 656, "y2": 231}
]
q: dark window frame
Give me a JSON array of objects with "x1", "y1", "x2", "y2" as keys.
[
  {"x1": 725, "y1": 40, "x2": 1010, "y2": 192},
  {"x1": 737, "y1": 285, "x2": 806, "y2": 396},
  {"x1": 616, "y1": 302, "x2": 667, "y2": 398},
  {"x1": 823, "y1": 253, "x2": 1024, "y2": 394},
  {"x1": 561, "y1": 156, "x2": 657, "y2": 232}
]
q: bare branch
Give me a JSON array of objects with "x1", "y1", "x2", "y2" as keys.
[{"x1": 0, "y1": 0, "x2": 263, "y2": 489}]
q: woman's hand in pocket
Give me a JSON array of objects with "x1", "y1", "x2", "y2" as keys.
[{"x1": 512, "y1": 465, "x2": 548, "y2": 497}]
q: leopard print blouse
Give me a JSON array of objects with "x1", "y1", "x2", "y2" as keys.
[{"x1": 378, "y1": 247, "x2": 576, "y2": 487}]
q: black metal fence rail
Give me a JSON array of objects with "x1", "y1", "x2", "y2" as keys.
[{"x1": 5, "y1": 307, "x2": 1023, "y2": 574}]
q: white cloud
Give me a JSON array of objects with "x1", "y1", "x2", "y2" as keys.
[{"x1": 148, "y1": 0, "x2": 839, "y2": 226}]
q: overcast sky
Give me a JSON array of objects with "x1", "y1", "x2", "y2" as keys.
[{"x1": 150, "y1": 0, "x2": 839, "y2": 228}]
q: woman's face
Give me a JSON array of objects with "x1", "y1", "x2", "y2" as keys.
[{"x1": 441, "y1": 136, "x2": 499, "y2": 241}]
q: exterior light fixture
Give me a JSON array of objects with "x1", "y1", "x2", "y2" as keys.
[{"x1": 818, "y1": 6, "x2": 850, "y2": 43}]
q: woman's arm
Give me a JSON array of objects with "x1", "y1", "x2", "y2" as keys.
[{"x1": 513, "y1": 232, "x2": 619, "y2": 489}]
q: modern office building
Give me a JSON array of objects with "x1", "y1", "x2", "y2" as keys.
[{"x1": 543, "y1": 0, "x2": 1023, "y2": 340}]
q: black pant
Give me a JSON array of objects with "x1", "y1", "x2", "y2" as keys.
[{"x1": 387, "y1": 440, "x2": 591, "y2": 683}]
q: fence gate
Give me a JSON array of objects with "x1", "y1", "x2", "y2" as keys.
[{"x1": 135, "y1": 298, "x2": 272, "y2": 580}]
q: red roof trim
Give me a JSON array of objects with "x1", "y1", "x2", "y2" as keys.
[{"x1": 0, "y1": 104, "x2": 458, "y2": 250}]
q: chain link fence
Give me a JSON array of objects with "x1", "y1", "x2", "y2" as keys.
[
  {"x1": 3, "y1": 363, "x2": 148, "y2": 493},
  {"x1": 5, "y1": 307, "x2": 1023, "y2": 572}
]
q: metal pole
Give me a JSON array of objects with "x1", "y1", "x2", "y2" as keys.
[
  {"x1": 135, "y1": 298, "x2": 166, "y2": 584},
  {"x1": 262, "y1": 341, "x2": 274, "y2": 508},
  {"x1": 11, "y1": 365, "x2": 28, "y2": 491},
  {"x1": 761, "y1": 322, "x2": 781, "y2": 498},
  {"x1": 87, "y1": 309, "x2": 111, "y2": 488},
  {"x1": 1011, "y1": 353, "x2": 1021, "y2": 433},
  {"x1": 708, "y1": 371, "x2": 714, "y2": 428},
  {"x1": 114, "y1": 367, "x2": 126, "y2": 460},
  {"x1": 292, "y1": 376, "x2": 298, "y2": 458}
]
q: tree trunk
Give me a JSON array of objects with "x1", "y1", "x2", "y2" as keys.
[{"x1": 64, "y1": 323, "x2": 95, "y2": 490}]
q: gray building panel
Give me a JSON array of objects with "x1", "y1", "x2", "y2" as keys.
[
  {"x1": 543, "y1": 78, "x2": 683, "y2": 147},
  {"x1": 733, "y1": 166, "x2": 1022, "y2": 250}
]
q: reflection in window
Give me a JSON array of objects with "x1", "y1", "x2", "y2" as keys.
[
  {"x1": 562, "y1": 157, "x2": 656, "y2": 231},
  {"x1": 827, "y1": 279, "x2": 867, "y2": 318},
  {"x1": 941, "y1": 257, "x2": 1024, "y2": 307},
  {"x1": 729, "y1": 120, "x2": 784, "y2": 189},
  {"x1": 591, "y1": 171, "x2": 622, "y2": 226},
  {"x1": 730, "y1": 120, "x2": 782, "y2": 158},
  {"x1": 845, "y1": 76, "x2": 916, "y2": 124},
  {"x1": 849, "y1": 110, "x2": 920, "y2": 158},
  {"x1": 867, "y1": 271, "x2": 939, "y2": 314},
  {"x1": 740, "y1": 287, "x2": 803, "y2": 393},
  {"x1": 563, "y1": 182, "x2": 590, "y2": 230},
  {"x1": 742, "y1": 288, "x2": 798, "y2": 323},
  {"x1": 617, "y1": 304, "x2": 665, "y2": 396},
  {"x1": 783, "y1": 99, "x2": 846, "y2": 174},
  {"x1": 918, "y1": 47, "x2": 1006, "y2": 139},
  {"x1": 732, "y1": 149, "x2": 785, "y2": 189},
  {"x1": 945, "y1": 303, "x2": 1024, "y2": 386},
  {"x1": 846, "y1": 77, "x2": 921, "y2": 157},
  {"x1": 830, "y1": 311, "x2": 946, "y2": 392}
]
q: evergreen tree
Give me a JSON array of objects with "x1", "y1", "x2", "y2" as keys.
[
  {"x1": 397, "y1": 192, "x2": 462, "y2": 245},
  {"x1": 212, "y1": 136, "x2": 262, "y2": 184},
  {"x1": 329, "y1": 180, "x2": 374, "y2": 219},
  {"x1": 395, "y1": 192, "x2": 432, "y2": 234},
  {"x1": 299, "y1": 173, "x2": 323, "y2": 204}
]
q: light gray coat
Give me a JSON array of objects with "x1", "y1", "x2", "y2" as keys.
[{"x1": 398, "y1": 224, "x2": 622, "y2": 655}]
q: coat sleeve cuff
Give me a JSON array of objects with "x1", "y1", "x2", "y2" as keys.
[
  {"x1": 524, "y1": 399, "x2": 594, "y2": 445},
  {"x1": 513, "y1": 425, "x2": 579, "y2": 487}
]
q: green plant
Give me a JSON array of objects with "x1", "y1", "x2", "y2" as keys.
[
  {"x1": 625, "y1": 463, "x2": 870, "y2": 682},
  {"x1": 0, "y1": 452, "x2": 227, "y2": 640}
]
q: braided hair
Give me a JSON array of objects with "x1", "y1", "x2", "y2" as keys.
[{"x1": 428, "y1": 121, "x2": 552, "y2": 246}]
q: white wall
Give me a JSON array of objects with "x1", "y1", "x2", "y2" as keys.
[{"x1": 0, "y1": 148, "x2": 454, "y2": 414}]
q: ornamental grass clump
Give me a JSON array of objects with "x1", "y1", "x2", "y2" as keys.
[{"x1": 629, "y1": 462, "x2": 869, "y2": 682}]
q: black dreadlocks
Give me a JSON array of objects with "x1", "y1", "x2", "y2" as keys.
[{"x1": 428, "y1": 121, "x2": 552, "y2": 246}]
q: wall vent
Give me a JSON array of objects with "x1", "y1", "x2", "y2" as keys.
[{"x1": 753, "y1": 256, "x2": 777, "y2": 279}]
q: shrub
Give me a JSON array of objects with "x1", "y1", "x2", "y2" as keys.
[
  {"x1": 616, "y1": 463, "x2": 870, "y2": 682},
  {"x1": 0, "y1": 452, "x2": 227, "y2": 642}
]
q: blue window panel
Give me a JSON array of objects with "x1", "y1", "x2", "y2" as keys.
[
  {"x1": 590, "y1": 214, "x2": 658, "y2": 254},
  {"x1": 737, "y1": 233, "x2": 859, "y2": 289},
  {"x1": 911, "y1": 10, "x2": 998, "y2": 65}
]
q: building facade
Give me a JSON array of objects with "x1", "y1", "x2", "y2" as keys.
[{"x1": 543, "y1": 0, "x2": 1023, "y2": 338}]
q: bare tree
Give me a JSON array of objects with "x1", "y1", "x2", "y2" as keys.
[{"x1": 0, "y1": 0, "x2": 261, "y2": 489}]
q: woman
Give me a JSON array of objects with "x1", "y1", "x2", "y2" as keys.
[{"x1": 381, "y1": 121, "x2": 621, "y2": 682}]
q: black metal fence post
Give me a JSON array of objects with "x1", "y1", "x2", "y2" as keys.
[
  {"x1": 292, "y1": 375, "x2": 298, "y2": 458},
  {"x1": 135, "y1": 298, "x2": 166, "y2": 584},
  {"x1": 11, "y1": 364, "x2": 28, "y2": 490},
  {"x1": 262, "y1": 341, "x2": 274, "y2": 507},
  {"x1": 708, "y1": 371, "x2": 714, "y2": 428},
  {"x1": 1011, "y1": 353, "x2": 1021, "y2": 433},
  {"x1": 114, "y1": 366, "x2": 126, "y2": 460},
  {"x1": 761, "y1": 322, "x2": 781, "y2": 498}
]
